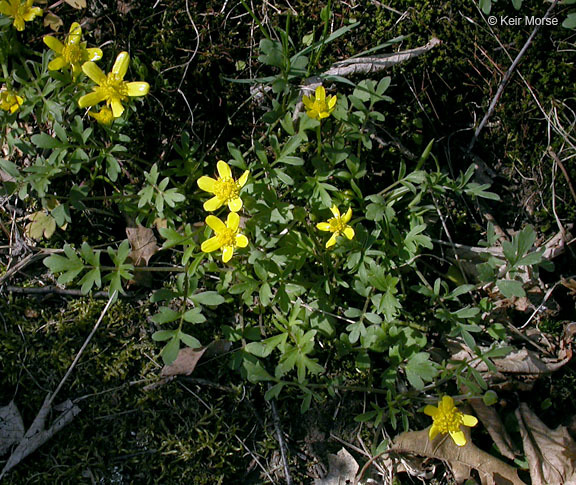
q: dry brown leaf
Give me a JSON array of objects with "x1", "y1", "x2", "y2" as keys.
[
  {"x1": 160, "y1": 347, "x2": 207, "y2": 378},
  {"x1": 469, "y1": 398, "x2": 517, "y2": 460},
  {"x1": 43, "y1": 12, "x2": 63, "y2": 31},
  {"x1": 516, "y1": 403, "x2": 576, "y2": 485},
  {"x1": 0, "y1": 401, "x2": 24, "y2": 456},
  {"x1": 126, "y1": 225, "x2": 158, "y2": 266},
  {"x1": 314, "y1": 448, "x2": 359, "y2": 485},
  {"x1": 392, "y1": 428, "x2": 525, "y2": 485},
  {"x1": 64, "y1": 0, "x2": 86, "y2": 8}
]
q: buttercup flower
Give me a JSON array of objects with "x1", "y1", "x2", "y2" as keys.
[
  {"x1": 302, "y1": 85, "x2": 337, "y2": 120},
  {"x1": 423, "y1": 396, "x2": 478, "y2": 447},
  {"x1": 201, "y1": 212, "x2": 248, "y2": 263},
  {"x1": 0, "y1": 89, "x2": 24, "y2": 114},
  {"x1": 0, "y1": 0, "x2": 42, "y2": 31},
  {"x1": 197, "y1": 160, "x2": 249, "y2": 212},
  {"x1": 43, "y1": 22, "x2": 103, "y2": 79},
  {"x1": 88, "y1": 107, "x2": 114, "y2": 125},
  {"x1": 78, "y1": 51, "x2": 150, "y2": 118},
  {"x1": 316, "y1": 205, "x2": 355, "y2": 248}
]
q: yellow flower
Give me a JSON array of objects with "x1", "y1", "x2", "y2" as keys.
[
  {"x1": 302, "y1": 86, "x2": 337, "y2": 120},
  {"x1": 197, "y1": 160, "x2": 249, "y2": 212},
  {"x1": 0, "y1": 0, "x2": 42, "y2": 31},
  {"x1": 316, "y1": 205, "x2": 355, "y2": 248},
  {"x1": 0, "y1": 89, "x2": 24, "y2": 114},
  {"x1": 78, "y1": 51, "x2": 150, "y2": 118},
  {"x1": 88, "y1": 107, "x2": 114, "y2": 125},
  {"x1": 423, "y1": 396, "x2": 478, "y2": 447},
  {"x1": 201, "y1": 212, "x2": 249, "y2": 263},
  {"x1": 43, "y1": 22, "x2": 103, "y2": 79}
]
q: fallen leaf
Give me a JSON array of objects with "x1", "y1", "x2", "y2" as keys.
[
  {"x1": 160, "y1": 347, "x2": 207, "y2": 378},
  {"x1": 64, "y1": 0, "x2": 86, "y2": 8},
  {"x1": 314, "y1": 448, "x2": 359, "y2": 485},
  {"x1": 25, "y1": 211, "x2": 56, "y2": 240},
  {"x1": 392, "y1": 427, "x2": 525, "y2": 485},
  {"x1": 0, "y1": 401, "x2": 24, "y2": 456},
  {"x1": 516, "y1": 403, "x2": 576, "y2": 485},
  {"x1": 469, "y1": 397, "x2": 517, "y2": 460},
  {"x1": 126, "y1": 225, "x2": 158, "y2": 266},
  {"x1": 43, "y1": 12, "x2": 63, "y2": 31}
]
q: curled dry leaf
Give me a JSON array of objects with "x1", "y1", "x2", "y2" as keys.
[
  {"x1": 0, "y1": 401, "x2": 24, "y2": 456},
  {"x1": 516, "y1": 403, "x2": 576, "y2": 485},
  {"x1": 126, "y1": 225, "x2": 159, "y2": 266},
  {"x1": 160, "y1": 347, "x2": 207, "y2": 378},
  {"x1": 313, "y1": 448, "x2": 359, "y2": 485},
  {"x1": 392, "y1": 427, "x2": 525, "y2": 485}
]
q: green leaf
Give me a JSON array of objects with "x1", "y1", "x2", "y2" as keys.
[
  {"x1": 563, "y1": 12, "x2": 576, "y2": 29},
  {"x1": 79, "y1": 268, "x2": 101, "y2": 294},
  {"x1": 178, "y1": 331, "x2": 201, "y2": 349},
  {"x1": 152, "y1": 330, "x2": 176, "y2": 341},
  {"x1": 151, "y1": 307, "x2": 180, "y2": 324},
  {"x1": 264, "y1": 382, "x2": 284, "y2": 400},
  {"x1": 161, "y1": 336, "x2": 180, "y2": 365},
  {"x1": 482, "y1": 390, "x2": 498, "y2": 406},
  {"x1": 497, "y1": 279, "x2": 526, "y2": 298},
  {"x1": 244, "y1": 360, "x2": 274, "y2": 383},
  {"x1": 405, "y1": 352, "x2": 438, "y2": 390},
  {"x1": 31, "y1": 133, "x2": 64, "y2": 149},
  {"x1": 191, "y1": 291, "x2": 225, "y2": 306}
]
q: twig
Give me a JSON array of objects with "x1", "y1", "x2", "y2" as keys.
[
  {"x1": 548, "y1": 148, "x2": 576, "y2": 205},
  {"x1": 468, "y1": 0, "x2": 559, "y2": 151},
  {"x1": 268, "y1": 385, "x2": 293, "y2": 485}
]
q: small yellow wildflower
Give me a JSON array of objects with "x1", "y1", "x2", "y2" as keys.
[
  {"x1": 423, "y1": 396, "x2": 478, "y2": 447},
  {"x1": 316, "y1": 205, "x2": 355, "y2": 248},
  {"x1": 0, "y1": 0, "x2": 42, "y2": 31},
  {"x1": 197, "y1": 160, "x2": 249, "y2": 212},
  {"x1": 201, "y1": 212, "x2": 248, "y2": 263},
  {"x1": 88, "y1": 107, "x2": 114, "y2": 125},
  {"x1": 78, "y1": 51, "x2": 150, "y2": 118},
  {"x1": 302, "y1": 85, "x2": 337, "y2": 120},
  {"x1": 0, "y1": 89, "x2": 24, "y2": 114},
  {"x1": 43, "y1": 22, "x2": 103, "y2": 79}
]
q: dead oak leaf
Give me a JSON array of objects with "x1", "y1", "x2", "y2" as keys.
[
  {"x1": 516, "y1": 403, "x2": 576, "y2": 485},
  {"x1": 160, "y1": 347, "x2": 207, "y2": 378},
  {"x1": 126, "y1": 225, "x2": 158, "y2": 266}
]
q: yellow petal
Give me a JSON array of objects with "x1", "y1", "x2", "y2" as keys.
[
  {"x1": 302, "y1": 95, "x2": 313, "y2": 109},
  {"x1": 82, "y1": 62, "x2": 107, "y2": 85},
  {"x1": 316, "y1": 222, "x2": 331, "y2": 232},
  {"x1": 112, "y1": 51, "x2": 130, "y2": 79},
  {"x1": 328, "y1": 95, "x2": 337, "y2": 110},
  {"x1": 343, "y1": 227, "x2": 355, "y2": 240},
  {"x1": 441, "y1": 396, "x2": 455, "y2": 411},
  {"x1": 449, "y1": 430, "x2": 467, "y2": 447},
  {"x1": 222, "y1": 245, "x2": 234, "y2": 263},
  {"x1": 226, "y1": 212, "x2": 240, "y2": 231},
  {"x1": 342, "y1": 207, "x2": 352, "y2": 223},
  {"x1": 428, "y1": 424, "x2": 440, "y2": 441},
  {"x1": 201, "y1": 236, "x2": 222, "y2": 253},
  {"x1": 318, "y1": 111, "x2": 330, "y2": 119},
  {"x1": 86, "y1": 48, "x2": 103, "y2": 62},
  {"x1": 462, "y1": 414, "x2": 478, "y2": 427},
  {"x1": 126, "y1": 82, "x2": 150, "y2": 97},
  {"x1": 13, "y1": 17, "x2": 25, "y2": 31},
  {"x1": 205, "y1": 215, "x2": 226, "y2": 232},
  {"x1": 197, "y1": 176, "x2": 217, "y2": 193},
  {"x1": 237, "y1": 170, "x2": 249, "y2": 187},
  {"x1": 43, "y1": 35, "x2": 64, "y2": 53},
  {"x1": 216, "y1": 160, "x2": 231, "y2": 179},
  {"x1": 0, "y1": 2, "x2": 10, "y2": 15},
  {"x1": 326, "y1": 233, "x2": 338, "y2": 248},
  {"x1": 203, "y1": 196, "x2": 223, "y2": 212},
  {"x1": 330, "y1": 205, "x2": 340, "y2": 218},
  {"x1": 227, "y1": 197, "x2": 243, "y2": 212},
  {"x1": 68, "y1": 22, "x2": 82, "y2": 45},
  {"x1": 78, "y1": 90, "x2": 107, "y2": 108},
  {"x1": 48, "y1": 56, "x2": 67, "y2": 71},
  {"x1": 110, "y1": 98, "x2": 125, "y2": 118},
  {"x1": 307, "y1": 109, "x2": 319, "y2": 120},
  {"x1": 235, "y1": 234, "x2": 248, "y2": 248},
  {"x1": 22, "y1": 6, "x2": 42, "y2": 21},
  {"x1": 423, "y1": 405, "x2": 438, "y2": 417},
  {"x1": 315, "y1": 85, "x2": 326, "y2": 101}
]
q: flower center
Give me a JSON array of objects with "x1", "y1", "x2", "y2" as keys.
[
  {"x1": 329, "y1": 217, "x2": 347, "y2": 234},
  {"x1": 215, "y1": 177, "x2": 239, "y2": 202},
  {"x1": 62, "y1": 44, "x2": 85, "y2": 65},
  {"x1": 217, "y1": 228, "x2": 238, "y2": 247},
  {"x1": 102, "y1": 73, "x2": 128, "y2": 100},
  {"x1": 436, "y1": 409, "x2": 463, "y2": 433}
]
